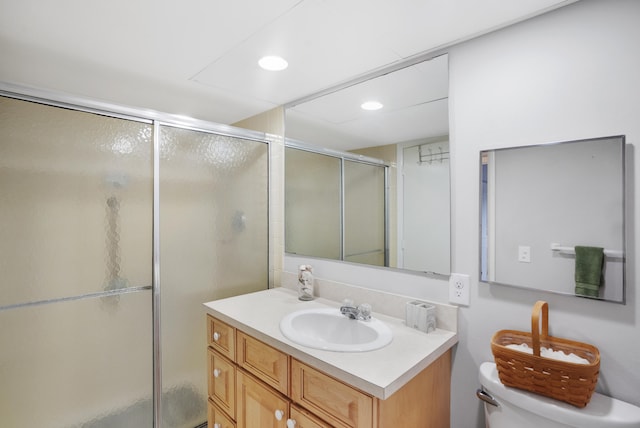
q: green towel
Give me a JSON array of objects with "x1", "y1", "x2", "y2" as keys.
[{"x1": 574, "y1": 246, "x2": 604, "y2": 297}]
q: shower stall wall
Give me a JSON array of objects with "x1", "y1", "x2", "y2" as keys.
[{"x1": 0, "y1": 93, "x2": 270, "y2": 428}]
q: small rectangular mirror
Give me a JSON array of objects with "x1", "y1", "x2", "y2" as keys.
[{"x1": 480, "y1": 135, "x2": 625, "y2": 303}]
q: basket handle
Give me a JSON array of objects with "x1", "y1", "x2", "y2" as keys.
[{"x1": 531, "y1": 300, "x2": 549, "y2": 357}]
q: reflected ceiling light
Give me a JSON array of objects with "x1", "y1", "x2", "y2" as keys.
[
  {"x1": 361, "y1": 101, "x2": 383, "y2": 111},
  {"x1": 258, "y1": 55, "x2": 288, "y2": 71}
]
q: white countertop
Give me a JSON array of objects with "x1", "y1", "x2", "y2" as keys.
[{"x1": 203, "y1": 287, "x2": 458, "y2": 399}]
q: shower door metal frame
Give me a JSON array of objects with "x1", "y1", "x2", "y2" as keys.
[
  {"x1": 152, "y1": 121, "x2": 162, "y2": 426},
  {"x1": 0, "y1": 81, "x2": 273, "y2": 428}
]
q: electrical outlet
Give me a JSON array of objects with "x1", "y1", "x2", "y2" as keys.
[
  {"x1": 518, "y1": 245, "x2": 531, "y2": 263},
  {"x1": 449, "y1": 273, "x2": 470, "y2": 306}
]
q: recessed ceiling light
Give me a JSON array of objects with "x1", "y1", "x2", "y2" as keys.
[
  {"x1": 361, "y1": 101, "x2": 383, "y2": 111},
  {"x1": 258, "y1": 55, "x2": 288, "y2": 71}
]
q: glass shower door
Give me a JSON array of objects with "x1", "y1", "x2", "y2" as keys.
[
  {"x1": 0, "y1": 94, "x2": 270, "y2": 428},
  {"x1": 158, "y1": 125, "x2": 269, "y2": 428},
  {"x1": 0, "y1": 96, "x2": 154, "y2": 427}
]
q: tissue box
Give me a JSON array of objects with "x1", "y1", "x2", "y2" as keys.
[{"x1": 405, "y1": 301, "x2": 436, "y2": 333}]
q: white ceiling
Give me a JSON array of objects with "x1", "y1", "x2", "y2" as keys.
[{"x1": 0, "y1": 0, "x2": 575, "y2": 139}]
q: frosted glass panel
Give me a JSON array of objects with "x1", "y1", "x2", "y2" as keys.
[
  {"x1": 0, "y1": 97, "x2": 153, "y2": 308},
  {"x1": 344, "y1": 161, "x2": 386, "y2": 266},
  {"x1": 285, "y1": 147, "x2": 341, "y2": 259},
  {"x1": 0, "y1": 291, "x2": 153, "y2": 428},
  {"x1": 0, "y1": 94, "x2": 271, "y2": 428},
  {"x1": 159, "y1": 125, "x2": 269, "y2": 428}
]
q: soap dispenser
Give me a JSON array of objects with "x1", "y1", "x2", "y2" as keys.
[{"x1": 297, "y1": 264, "x2": 314, "y2": 301}]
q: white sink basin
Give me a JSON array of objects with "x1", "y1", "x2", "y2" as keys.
[{"x1": 279, "y1": 307, "x2": 393, "y2": 352}]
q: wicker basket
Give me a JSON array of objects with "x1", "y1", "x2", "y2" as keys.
[{"x1": 491, "y1": 301, "x2": 600, "y2": 408}]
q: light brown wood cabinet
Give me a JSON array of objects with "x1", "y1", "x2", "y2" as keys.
[
  {"x1": 208, "y1": 398, "x2": 236, "y2": 428},
  {"x1": 291, "y1": 359, "x2": 373, "y2": 427},
  {"x1": 290, "y1": 404, "x2": 332, "y2": 428},
  {"x1": 208, "y1": 316, "x2": 235, "y2": 360},
  {"x1": 207, "y1": 314, "x2": 451, "y2": 428},
  {"x1": 237, "y1": 331, "x2": 289, "y2": 395},
  {"x1": 237, "y1": 369, "x2": 289, "y2": 428},
  {"x1": 208, "y1": 348, "x2": 236, "y2": 420}
]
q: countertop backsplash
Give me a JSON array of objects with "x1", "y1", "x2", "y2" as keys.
[{"x1": 279, "y1": 271, "x2": 457, "y2": 333}]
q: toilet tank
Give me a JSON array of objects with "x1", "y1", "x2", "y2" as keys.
[{"x1": 479, "y1": 362, "x2": 640, "y2": 428}]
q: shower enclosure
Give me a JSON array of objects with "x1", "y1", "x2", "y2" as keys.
[{"x1": 0, "y1": 92, "x2": 270, "y2": 427}]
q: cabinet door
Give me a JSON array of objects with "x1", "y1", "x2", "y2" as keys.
[
  {"x1": 237, "y1": 370, "x2": 288, "y2": 428},
  {"x1": 208, "y1": 315, "x2": 236, "y2": 361},
  {"x1": 208, "y1": 399, "x2": 236, "y2": 428},
  {"x1": 291, "y1": 359, "x2": 373, "y2": 428},
  {"x1": 290, "y1": 404, "x2": 333, "y2": 428},
  {"x1": 237, "y1": 331, "x2": 289, "y2": 395},
  {"x1": 208, "y1": 348, "x2": 236, "y2": 419}
]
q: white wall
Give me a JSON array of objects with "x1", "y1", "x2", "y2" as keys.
[
  {"x1": 286, "y1": 1, "x2": 640, "y2": 426},
  {"x1": 449, "y1": 1, "x2": 640, "y2": 425}
]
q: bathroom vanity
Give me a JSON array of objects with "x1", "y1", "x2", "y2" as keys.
[{"x1": 203, "y1": 288, "x2": 457, "y2": 428}]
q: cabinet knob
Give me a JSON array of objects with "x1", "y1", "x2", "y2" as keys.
[
  {"x1": 286, "y1": 419, "x2": 297, "y2": 428},
  {"x1": 213, "y1": 424, "x2": 221, "y2": 428},
  {"x1": 213, "y1": 332, "x2": 220, "y2": 342},
  {"x1": 274, "y1": 409, "x2": 284, "y2": 421},
  {"x1": 213, "y1": 369, "x2": 221, "y2": 378}
]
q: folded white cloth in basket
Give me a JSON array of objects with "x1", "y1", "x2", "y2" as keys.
[{"x1": 506, "y1": 343, "x2": 589, "y2": 365}]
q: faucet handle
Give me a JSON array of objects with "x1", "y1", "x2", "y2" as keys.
[{"x1": 357, "y1": 303, "x2": 372, "y2": 319}]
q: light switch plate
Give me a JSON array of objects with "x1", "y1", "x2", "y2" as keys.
[{"x1": 449, "y1": 273, "x2": 470, "y2": 306}]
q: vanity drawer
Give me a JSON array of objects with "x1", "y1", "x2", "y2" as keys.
[
  {"x1": 208, "y1": 348, "x2": 236, "y2": 420},
  {"x1": 208, "y1": 399, "x2": 236, "y2": 428},
  {"x1": 237, "y1": 331, "x2": 289, "y2": 395},
  {"x1": 291, "y1": 359, "x2": 373, "y2": 428},
  {"x1": 208, "y1": 315, "x2": 236, "y2": 361},
  {"x1": 290, "y1": 404, "x2": 333, "y2": 428}
]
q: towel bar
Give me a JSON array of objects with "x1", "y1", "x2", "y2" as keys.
[{"x1": 550, "y1": 243, "x2": 623, "y2": 259}]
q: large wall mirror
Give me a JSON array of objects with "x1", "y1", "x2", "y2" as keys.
[
  {"x1": 284, "y1": 54, "x2": 450, "y2": 276},
  {"x1": 480, "y1": 135, "x2": 626, "y2": 303}
]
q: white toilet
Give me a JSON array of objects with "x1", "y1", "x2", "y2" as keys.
[{"x1": 478, "y1": 362, "x2": 640, "y2": 427}]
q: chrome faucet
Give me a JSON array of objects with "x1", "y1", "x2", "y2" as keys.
[{"x1": 340, "y1": 299, "x2": 372, "y2": 321}]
